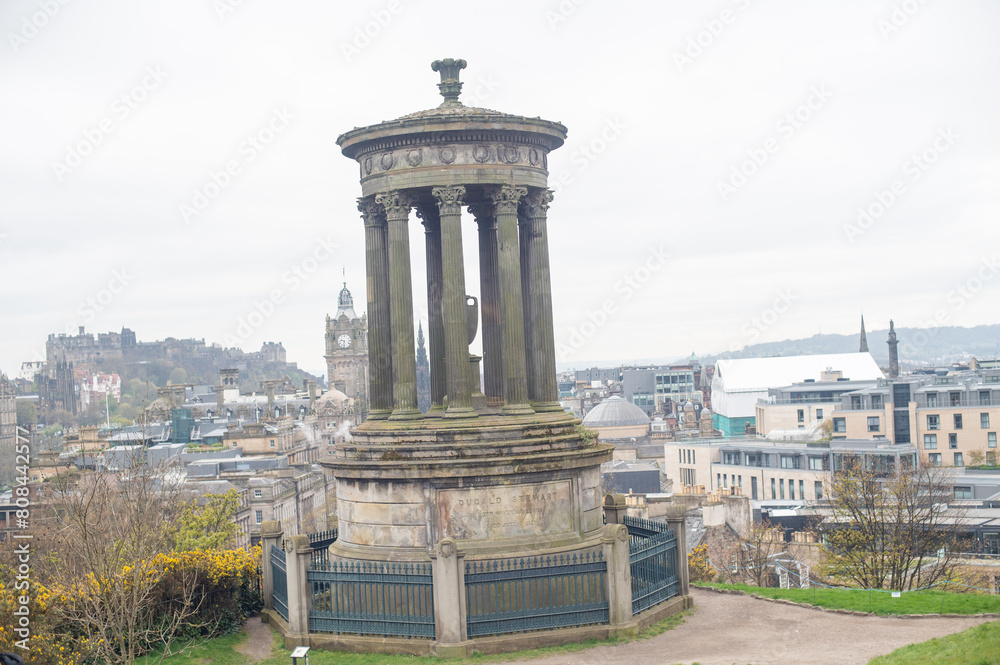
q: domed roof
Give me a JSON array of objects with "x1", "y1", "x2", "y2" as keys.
[
  {"x1": 316, "y1": 388, "x2": 350, "y2": 406},
  {"x1": 582, "y1": 396, "x2": 651, "y2": 428}
]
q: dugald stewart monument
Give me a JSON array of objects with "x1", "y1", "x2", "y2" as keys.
[{"x1": 261, "y1": 59, "x2": 690, "y2": 655}]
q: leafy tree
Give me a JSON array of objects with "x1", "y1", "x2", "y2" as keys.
[
  {"x1": 688, "y1": 543, "x2": 715, "y2": 583},
  {"x1": 168, "y1": 367, "x2": 188, "y2": 385},
  {"x1": 173, "y1": 489, "x2": 242, "y2": 551},
  {"x1": 821, "y1": 457, "x2": 966, "y2": 590},
  {"x1": 15, "y1": 400, "x2": 37, "y2": 426}
]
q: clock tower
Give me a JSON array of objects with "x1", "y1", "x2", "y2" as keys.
[{"x1": 324, "y1": 282, "x2": 369, "y2": 418}]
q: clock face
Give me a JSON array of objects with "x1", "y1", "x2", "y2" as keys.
[{"x1": 337, "y1": 334, "x2": 352, "y2": 348}]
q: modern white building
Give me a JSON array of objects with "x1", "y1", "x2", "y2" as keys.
[{"x1": 711, "y1": 352, "x2": 884, "y2": 436}]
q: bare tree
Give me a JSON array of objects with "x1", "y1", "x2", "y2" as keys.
[
  {"x1": 735, "y1": 520, "x2": 785, "y2": 587},
  {"x1": 821, "y1": 456, "x2": 967, "y2": 591}
]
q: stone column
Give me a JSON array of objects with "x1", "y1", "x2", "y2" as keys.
[
  {"x1": 260, "y1": 521, "x2": 282, "y2": 613},
  {"x1": 359, "y1": 198, "x2": 393, "y2": 419},
  {"x1": 521, "y1": 188, "x2": 561, "y2": 411},
  {"x1": 518, "y1": 210, "x2": 536, "y2": 403},
  {"x1": 285, "y1": 534, "x2": 312, "y2": 645},
  {"x1": 432, "y1": 186, "x2": 475, "y2": 418},
  {"x1": 375, "y1": 190, "x2": 421, "y2": 420},
  {"x1": 469, "y1": 203, "x2": 503, "y2": 407},
  {"x1": 602, "y1": 523, "x2": 636, "y2": 633},
  {"x1": 486, "y1": 185, "x2": 533, "y2": 415},
  {"x1": 664, "y1": 504, "x2": 690, "y2": 598},
  {"x1": 417, "y1": 205, "x2": 446, "y2": 416},
  {"x1": 430, "y1": 538, "x2": 471, "y2": 657}
]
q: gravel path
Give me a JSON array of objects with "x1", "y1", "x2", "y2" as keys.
[
  {"x1": 508, "y1": 588, "x2": 996, "y2": 665},
  {"x1": 234, "y1": 616, "x2": 275, "y2": 663}
]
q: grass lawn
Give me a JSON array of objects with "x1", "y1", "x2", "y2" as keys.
[
  {"x1": 867, "y1": 620, "x2": 1000, "y2": 665},
  {"x1": 695, "y1": 581, "x2": 1000, "y2": 615},
  {"x1": 156, "y1": 612, "x2": 689, "y2": 665}
]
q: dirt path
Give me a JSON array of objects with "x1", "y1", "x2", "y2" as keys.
[
  {"x1": 234, "y1": 616, "x2": 274, "y2": 663},
  {"x1": 509, "y1": 588, "x2": 996, "y2": 665}
]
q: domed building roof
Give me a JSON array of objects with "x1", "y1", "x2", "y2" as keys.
[{"x1": 582, "y1": 396, "x2": 651, "y2": 428}]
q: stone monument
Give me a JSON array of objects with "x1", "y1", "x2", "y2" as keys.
[{"x1": 324, "y1": 58, "x2": 615, "y2": 562}]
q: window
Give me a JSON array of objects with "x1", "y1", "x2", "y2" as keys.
[
  {"x1": 926, "y1": 393, "x2": 937, "y2": 408},
  {"x1": 788, "y1": 481, "x2": 795, "y2": 500},
  {"x1": 954, "y1": 486, "x2": 973, "y2": 500},
  {"x1": 780, "y1": 455, "x2": 798, "y2": 470},
  {"x1": 949, "y1": 433, "x2": 958, "y2": 449},
  {"x1": 799, "y1": 480, "x2": 805, "y2": 499},
  {"x1": 816, "y1": 408, "x2": 823, "y2": 420},
  {"x1": 927, "y1": 415, "x2": 940, "y2": 430},
  {"x1": 779, "y1": 479, "x2": 785, "y2": 500},
  {"x1": 808, "y1": 456, "x2": 826, "y2": 471},
  {"x1": 980, "y1": 390, "x2": 992, "y2": 406},
  {"x1": 923, "y1": 434, "x2": 937, "y2": 450},
  {"x1": 928, "y1": 453, "x2": 942, "y2": 466},
  {"x1": 981, "y1": 413, "x2": 990, "y2": 429},
  {"x1": 814, "y1": 481, "x2": 823, "y2": 500},
  {"x1": 738, "y1": 475, "x2": 743, "y2": 488},
  {"x1": 722, "y1": 451, "x2": 741, "y2": 465},
  {"x1": 717, "y1": 473, "x2": 722, "y2": 489},
  {"x1": 255, "y1": 510, "x2": 263, "y2": 524},
  {"x1": 954, "y1": 414, "x2": 963, "y2": 430},
  {"x1": 989, "y1": 432, "x2": 997, "y2": 448},
  {"x1": 254, "y1": 489, "x2": 262, "y2": 498},
  {"x1": 693, "y1": 450, "x2": 696, "y2": 464},
  {"x1": 954, "y1": 452, "x2": 964, "y2": 467},
  {"x1": 270, "y1": 439, "x2": 275, "y2": 448},
  {"x1": 833, "y1": 418, "x2": 846, "y2": 433},
  {"x1": 751, "y1": 476, "x2": 758, "y2": 500},
  {"x1": 851, "y1": 396, "x2": 862, "y2": 409},
  {"x1": 771, "y1": 478, "x2": 776, "y2": 499},
  {"x1": 950, "y1": 392, "x2": 961, "y2": 406},
  {"x1": 871, "y1": 395, "x2": 883, "y2": 410},
  {"x1": 797, "y1": 409, "x2": 805, "y2": 423},
  {"x1": 867, "y1": 416, "x2": 880, "y2": 432},
  {"x1": 679, "y1": 450, "x2": 682, "y2": 463}
]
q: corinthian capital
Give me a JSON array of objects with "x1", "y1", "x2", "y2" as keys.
[
  {"x1": 467, "y1": 202, "x2": 496, "y2": 229},
  {"x1": 431, "y1": 185, "x2": 466, "y2": 215},
  {"x1": 357, "y1": 197, "x2": 384, "y2": 227},
  {"x1": 485, "y1": 185, "x2": 527, "y2": 214},
  {"x1": 521, "y1": 188, "x2": 554, "y2": 218},
  {"x1": 375, "y1": 190, "x2": 416, "y2": 218}
]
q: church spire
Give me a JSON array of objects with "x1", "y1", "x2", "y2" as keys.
[{"x1": 859, "y1": 315, "x2": 869, "y2": 353}]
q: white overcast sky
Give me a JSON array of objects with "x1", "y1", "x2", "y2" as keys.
[{"x1": 2, "y1": 0, "x2": 999, "y2": 380}]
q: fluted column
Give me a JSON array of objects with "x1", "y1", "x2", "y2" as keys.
[
  {"x1": 469, "y1": 203, "x2": 503, "y2": 408},
  {"x1": 432, "y1": 186, "x2": 476, "y2": 418},
  {"x1": 518, "y1": 206, "x2": 536, "y2": 403},
  {"x1": 416, "y1": 205, "x2": 446, "y2": 417},
  {"x1": 359, "y1": 197, "x2": 392, "y2": 419},
  {"x1": 522, "y1": 188, "x2": 561, "y2": 410},
  {"x1": 486, "y1": 185, "x2": 533, "y2": 415},
  {"x1": 375, "y1": 190, "x2": 421, "y2": 420}
]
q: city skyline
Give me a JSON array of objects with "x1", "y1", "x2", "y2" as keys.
[{"x1": 3, "y1": 1, "x2": 999, "y2": 379}]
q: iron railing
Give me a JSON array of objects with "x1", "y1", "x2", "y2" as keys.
[
  {"x1": 624, "y1": 516, "x2": 679, "y2": 614},
  {"x1": 308, "y1": 528, "x2": 339, "y2": 550},
  {"x1": 465, "y1": 552, "x2": 608, "y2": 637},
  {"x1": 308, "y1": 561, "x2": 435, "y2": 639},
  {"x1": 271, "y1": 544, "x2": 288, "y2": 621}
]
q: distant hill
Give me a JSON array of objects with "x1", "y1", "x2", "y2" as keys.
[{"x1": 702, "y1": 324, "x2": 1000, "y2": 369}]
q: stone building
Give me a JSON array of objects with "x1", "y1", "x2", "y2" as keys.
[
  {"x1": 324, "y1": 282, "x2": 368, "y2": 418},
  {"x1": 0, "y1": 374, "x2": 15, "y2": 448}
]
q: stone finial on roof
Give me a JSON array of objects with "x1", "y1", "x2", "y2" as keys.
[{"x1": 431, "y1": 58, "x2": 467, "y2": 107}]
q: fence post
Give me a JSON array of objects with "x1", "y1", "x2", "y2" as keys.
[
  {"x1": 602, "y1": 522, "x2": 636, "y2": 635},
  {"x1": 603, "y1": 492, "x2": 627, "y2": 524},
  {"x1": 430, "y1": 538, "x2": 471, "y2": 657},
  {"x1": 261, "y1": 521, "x2": 282, "y2": 613},
  {"x1": 285, "y1": 534, "x2": 312, "y2": 646},
  {"x1": 664, "y1": 504, "x2": 690, "y2": 599}
]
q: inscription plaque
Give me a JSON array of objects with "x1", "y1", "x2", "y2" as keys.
[{"x1": 436, "y1": 480, "x2": 574, "y2": 541}]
